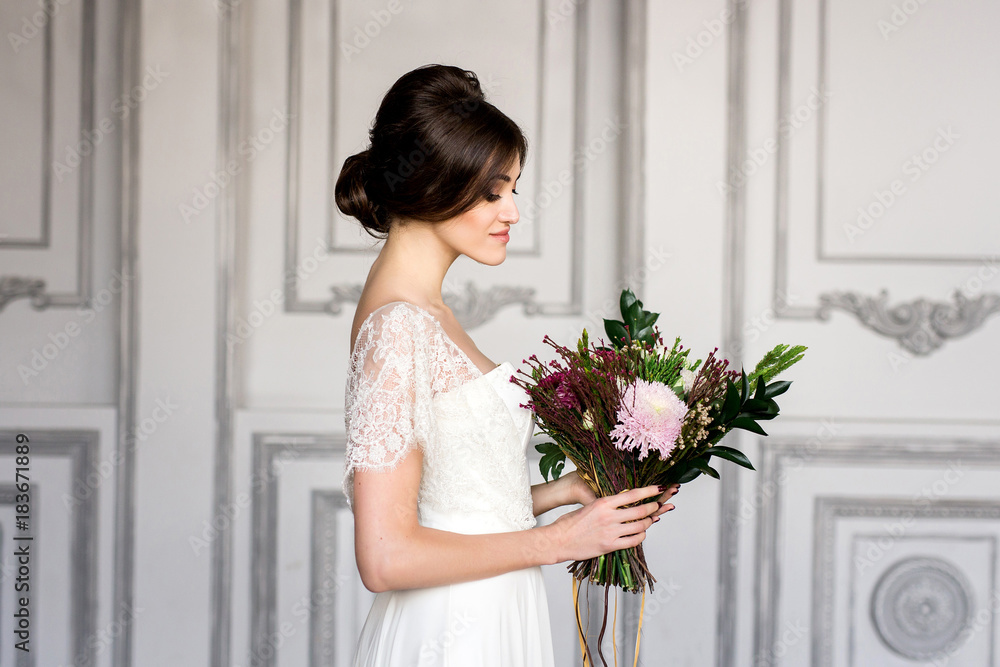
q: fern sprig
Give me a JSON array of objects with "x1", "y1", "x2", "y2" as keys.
[{"x1": 746, "y1": 343, "x2": 807, "y2": 387}]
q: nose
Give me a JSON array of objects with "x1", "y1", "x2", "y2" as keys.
[{"x1": 499, "y1": 195, "x2": 519, "y2": 225}]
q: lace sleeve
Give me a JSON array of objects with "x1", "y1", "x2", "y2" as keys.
[{"x1": 343, "y1": 304, "x2": 434, "y2": 513}]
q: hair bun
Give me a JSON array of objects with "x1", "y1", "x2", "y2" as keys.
[{"x1": 334, "y1": 149, "x2": 389, "y2": 238}]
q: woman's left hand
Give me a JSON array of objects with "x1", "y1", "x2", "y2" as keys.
[{"x1": 562, "y1": 470, "x2": 598, "y2": 507}]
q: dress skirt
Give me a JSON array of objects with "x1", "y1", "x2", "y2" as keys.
[{"x1": 351, "y1": 507, "x2": 556, "y2": 666}]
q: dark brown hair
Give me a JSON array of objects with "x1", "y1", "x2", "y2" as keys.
[{"x1": 335, "y1": 64, "x2": 528, "y2": 239}]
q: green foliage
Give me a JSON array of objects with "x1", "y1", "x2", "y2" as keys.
[
  {"x1": 662, "y1": 367, "x2": 793, "y2": 484},
  {"x1": 642, "y1": 336, "x2": 688, "y2": 386},
  {"x1": 747, "y1": 343, "x2": 807, "y2": 386},
  {"x1": 535, "y1": 442, "x2": 566, "y2": 481},
  {"x1": 603, "y1": 288, "x2": 659, "y2": 348}
]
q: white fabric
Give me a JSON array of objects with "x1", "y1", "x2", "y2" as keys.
[{"x1": 344, "y1": 301, "x2": 555, "y2": 665}]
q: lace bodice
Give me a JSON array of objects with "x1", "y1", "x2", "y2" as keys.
[{"x1": 343, "y1": 301, "x2": 537, "y2": 531}]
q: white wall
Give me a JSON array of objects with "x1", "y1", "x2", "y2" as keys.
[{"x1": 1, "y1": 0, "x2": 997, "y2": 666}]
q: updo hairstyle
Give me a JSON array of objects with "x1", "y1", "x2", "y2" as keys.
[{"x1": 335, "y1": 64, "x2": 528, "y2": 239}]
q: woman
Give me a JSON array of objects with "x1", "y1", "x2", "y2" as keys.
[{"x1": 337, "y1": 64, "x2": 679, "y2": 666}]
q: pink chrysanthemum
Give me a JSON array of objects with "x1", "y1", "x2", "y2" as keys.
[{"x1": 610, "y1": 378, "x2": 687, "y2": 460}]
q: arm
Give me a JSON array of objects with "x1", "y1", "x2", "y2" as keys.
[
  {"x1": 353, "y1": 445, "x2": 560, "y2": 593},
  {"x1": 530, "y1": 469, "x2": 591, "y2": 517},
  {"x1": 352, "y1": 445, "x2": 665, "y2": 594}
]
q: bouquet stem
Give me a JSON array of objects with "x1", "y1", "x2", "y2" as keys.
[{"x1": 572, "y1": 576, "x2": 648, "y2": 667}]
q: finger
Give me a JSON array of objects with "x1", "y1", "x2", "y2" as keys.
[
  {"x1": 618, "y1": 485, "x2": 665, "y2": 506},
  {"x1": 621, "y1": 499, "x2": 661, "y2": 522},
  {"x1": 619, "y1": 518, "x2": 651, "y2": 538},
  {"x1": 653, "y1": 485, "x2": 680, "y2": 505}
]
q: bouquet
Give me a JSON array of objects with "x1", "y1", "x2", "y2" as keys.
[{"x1": 511, "y1": 289, "x2": 806, "y2": 665}]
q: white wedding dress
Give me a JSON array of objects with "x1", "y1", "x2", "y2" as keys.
[{"x1": 343, "y1": 301, "x2": 556, "y2": 666}]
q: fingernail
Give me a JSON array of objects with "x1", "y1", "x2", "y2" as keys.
[
  {"x1": 657, "y1": 484, "x2": 667, "y2": 492},
  {"x1": 653, "y1": 516, "x2": 661, "y2": 523}
]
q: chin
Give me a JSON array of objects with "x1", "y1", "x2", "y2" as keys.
[{"x1": 465, "y1": 247, "x2": 507, "y2": 266}]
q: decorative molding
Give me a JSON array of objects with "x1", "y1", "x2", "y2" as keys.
[
  {"x1": 717, "y1": 0, "x2": 749, "y2": 663},
  {"x1": 250, "y1": 433, "x2": 344, "y2": 667},
  {"x1": 444, "y1": 282, "x2": 536, "y2": 328},
  {"x1": 619, "y1": 0, "x2": 647, "y2": 305},
  {"x1": 0, "y1": 430, "x2": 99, "y2": 667},
  {"x1": 751, "y1": 437, "x2": 1000, "y2": 667},
  {"x1": 0, "y1": 276, "x2": 47, "y2": 312},
  {"x1": 810, "y1": 0, "x2": 991, "y2": 265},
  {"x1": 0, "y1": 0, "x2": 52, "y2": 249},
  {"x1": 817, "y1": 289, "x2": 1000, "y2": 355},
  {"x1": 210, "y1": 2, "x2": 246, "y2": 667},
  {"x1": 114, "y1": 0, "x2": 141, "y2": 663},
  {"x1": 0, "y1": 0, "x2": 95, "y2": 311},
  {"x1": 870, "y1": 556, "x2": 975, "y2": 660},
  {"x1": 812, "y1": 497, "x2": 999, "y2": 666},
  {"x1": 310, "y1": 490, "x2": 349, "y2": 667},
  {"x1": 721, "y1": 0, "x2": 999, "y2": 656},
  {"x1": 322, "y1": 281, "x2": 535, "y2": 329},
  {"x1": 767, "y1": 0, "x2": 1000, "y2": 345},
  {"x1": 283, "y1": 0, "x2": 589, "y2": 322}
]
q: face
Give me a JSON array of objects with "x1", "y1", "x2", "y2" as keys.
[{"x1": 432, "y1": 158, "x2": 520, "y2": 266}]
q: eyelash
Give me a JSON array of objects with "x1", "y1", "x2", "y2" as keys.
[{"x1": 486, "y1": 189, "x2": 518, "y2": 203}]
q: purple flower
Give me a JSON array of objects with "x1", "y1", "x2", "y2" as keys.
[{"x1": 537, "y1": 371, "x2": 580, "y2": 410}]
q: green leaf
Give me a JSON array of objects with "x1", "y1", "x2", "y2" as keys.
[
  {"x1": 634, "y1": 326, "x2": 656, "y2": 344},
  {"x1": 535, "y1": 443, "x2": 566, "y2": 481},
  {"x1": 754, "y1": 375, "x2": 766, "y2": 400},
  {"x1": 674, "y1": 467, "x2": 703, "y2": 484},
  {"x1": 703, "y1": 445, "x2": 755, "y2": 470},
  {"x1": 603, "y1": 319, "x2": 629, "y2": 348},
  {"x1": 751, "y1": 400, "x2": 781, "y2": 420},
  {"x1": 730, "y1": 416, "x2": 768, "y2": 436},
  {"x1": 671, "y1": 468, "x2": 701, "y2": 484},
  {"x1": 740, "y1": 369, "x2": 749, "y2": 403},
  {"x1": 691, "y1": 457, "x2": 721, "y2": 479},
  {"x1": 722, "y1": 381, "x2": 741, "y2": 423},
  {"x1": 535, "y1": 442, "x2": 560, "y2": 454},
  {"x1": 763, "y1": 380, "x2": 791, "y2": 399},
  {"x1": 620, "y1": 289, "x2": 639, "y2": 322},
  {"x1": 741, "y1": 397, "x2": 771, "y2": 414}
]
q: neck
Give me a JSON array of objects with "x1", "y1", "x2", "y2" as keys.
[{"x1": 371, "y1": 219, "x2": 458, "y2": 310}]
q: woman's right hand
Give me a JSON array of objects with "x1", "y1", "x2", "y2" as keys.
[{"x1": 545, "y1": 484, "x2": 671, "y2": 563}]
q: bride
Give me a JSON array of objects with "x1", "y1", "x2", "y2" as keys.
[{"x1": 337, "y1": 63, "x2": 679, "y2": 666}]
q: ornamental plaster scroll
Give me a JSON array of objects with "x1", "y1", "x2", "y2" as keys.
[{"x1": 817, "y1": 289, "x2": 1000, "y2": 355}]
